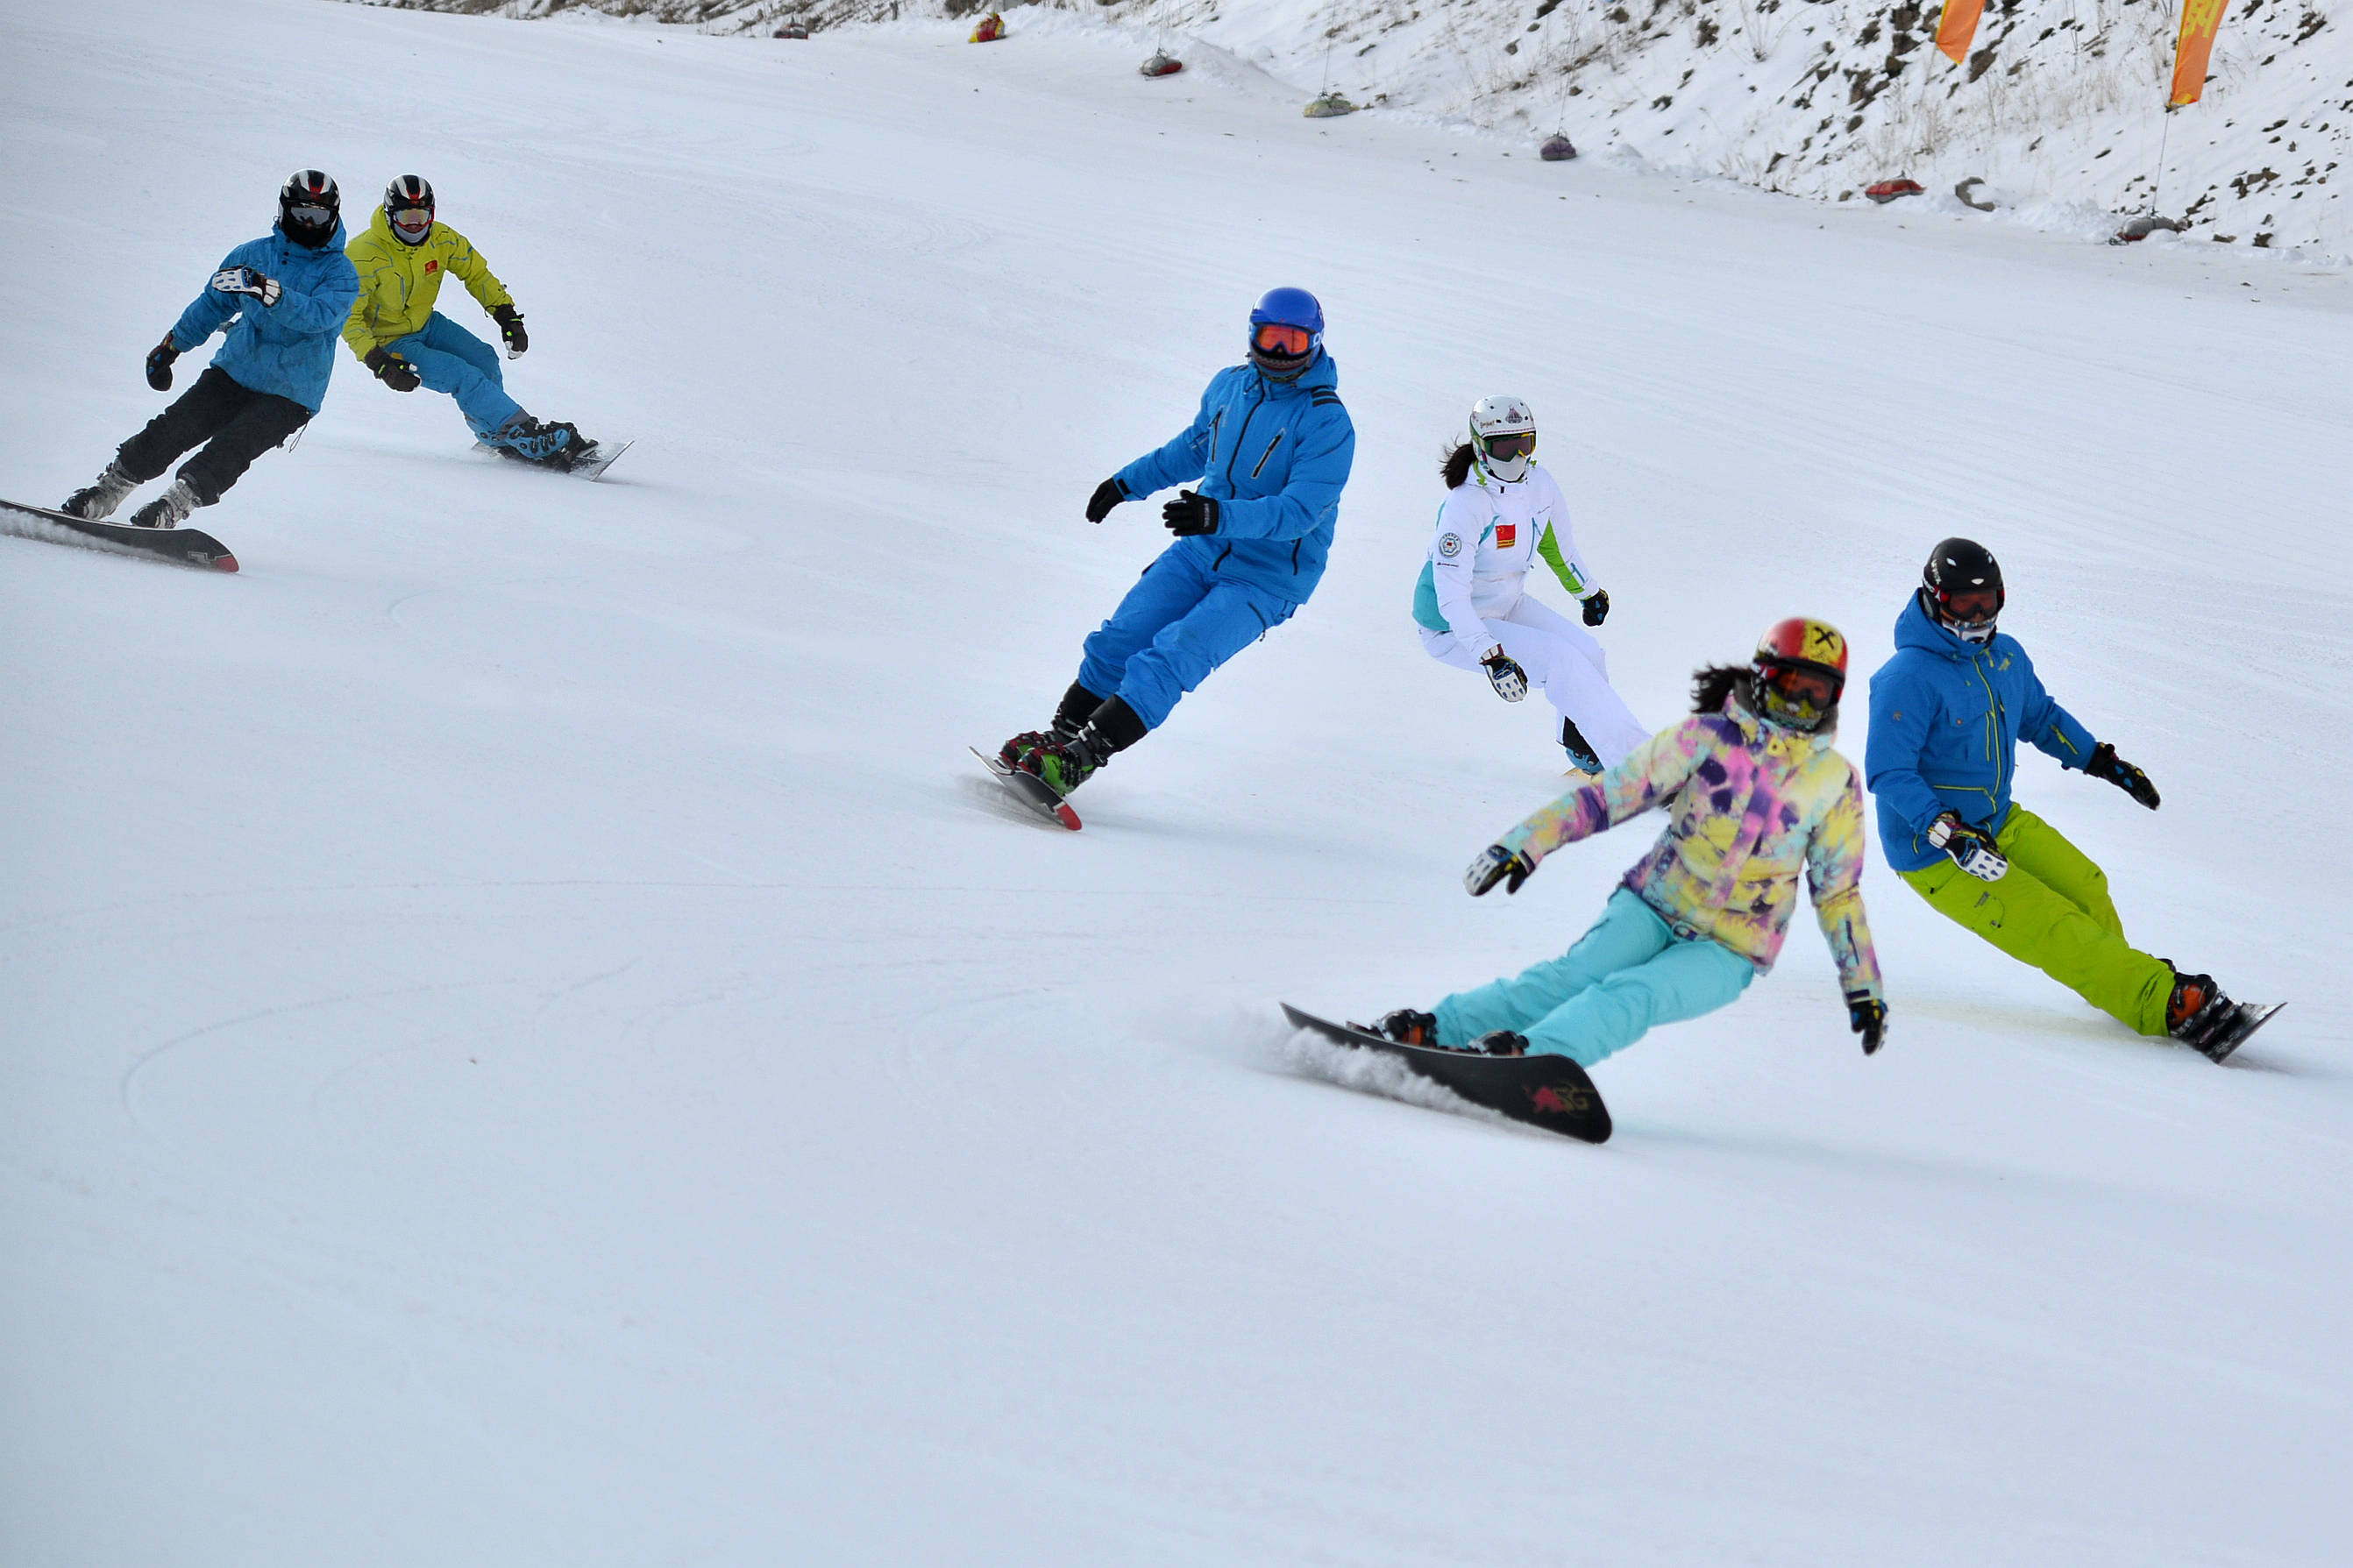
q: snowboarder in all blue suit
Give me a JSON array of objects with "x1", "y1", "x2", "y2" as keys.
[
  {"x1": 61, "y1": 171, "x2": 360, "y2": 530},
  {"x1": 999, "y1": 287, "x2": 1356, "y2": 796}
]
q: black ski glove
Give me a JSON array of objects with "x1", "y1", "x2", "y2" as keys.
[
  {"x1": 1480, "y1": 648, "x2": 1528, "y2": 702},
  {"x1": 364, "y1": 346, "x2": 421, "y2": 392},
  {"x1": 1085, "y1": 477, "x2": 1128, "y2": 523},
  {"x1": 1162, "y1": 489, "x2": 1218, "y2": 536},
  {"x1": 210, "y1": 265, "x2": 281, "y2": 307},
  {"x1": 492, "y1": 302, "x2": 527, "y2": 358},
  {"x1": 1847, "y1": 991, "x2": 1888, "y2": 1055},
  {"x1": 1465, "y1": 843, "x2": 1537, "y2": 897},
  {"x1": 1927, "y1": 811, "x2": 2007, "y2": 882},
  {"x1": 146, "y1": 335, "x2": 178, "y2": 391},
  {"x1": 1582, "y1": 588, "x2": 1610, "y2": 627},
  {"x1": 2087, "y1": 741, "x2": 2160, "y2": 810}
]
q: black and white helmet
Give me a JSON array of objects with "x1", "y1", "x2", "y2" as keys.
[
  {"x1": 1921, "y1": 536, "x2": 2005, "y2": 644},
  {"x1": 1468, "y1": 395, "x2": 1537, "y2": 484},
  {"x1": 277, "y1": 170, "x2": 339, "y2": 249},
  {"x1": 384, "y1": 174, "x2": 436, "y2": 245}
]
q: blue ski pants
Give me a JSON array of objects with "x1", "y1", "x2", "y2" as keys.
[
  {"x1": 387, "y1": 313, "x2": 522, "y2": 442},
  {"x1": 1435, "y1": 887, "x2": 1755, "y2": 1067},
  {"x1": 1077, "y1": 548, "x2": 1298, "y2": 730}
]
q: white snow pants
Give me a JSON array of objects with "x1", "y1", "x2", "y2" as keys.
[{"x1": 1419, "y1": 597, "x2": 1651, "y2": 769}]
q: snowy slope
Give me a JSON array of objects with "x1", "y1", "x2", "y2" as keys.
[{"x1": 4, "y1": 3, "x2": 2352, "y2": 1564}]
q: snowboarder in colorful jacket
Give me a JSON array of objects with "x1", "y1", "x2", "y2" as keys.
[
  {"x1": 1413, "y1": 394, "x2": 1648, "y2": 775},
  {"x1": 340, "y1": 176, "x2": 597, "y2": 470},
  {"x1": 1371, "y1": 620, "x2": 1889, "y2": 1066},
  {"x1": 1865, "y1": 538, "x2": 2248, "y2": 1059},
  {"x1": 60, "y1": 172, "x2": 360, "y2": 530},
  {"x1": 998, "y1": 287, "x2": 1355, "y2": 795}
]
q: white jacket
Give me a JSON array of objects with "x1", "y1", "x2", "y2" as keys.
[{"x1": 1411, "y1": 463, "x2": 1599, "y2": 649}]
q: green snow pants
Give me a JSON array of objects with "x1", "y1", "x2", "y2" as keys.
[{"x1": 1900, "y1": 803, "x2": 2173, "y2": 1036}]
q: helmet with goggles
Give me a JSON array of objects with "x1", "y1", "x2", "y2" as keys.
[
  {"x1": 1921, "y1": 536, "x2": 2004, "y2": 644},
  {"x1": 277, "y1": 169, "x2": 340, "y2": 250},
  {"x1": 1468, "y1": 394, "x2": 1537, "y2": 483},
  {"x1": 1751, "y1": 617, "x2": 1848, "y2": 734},
  {"x1": 1247, "y1": 287, "x2": 1323, "y2": 382},
  {"x1": 384, "y1": 174, "x2": 436, "y2": 246}
]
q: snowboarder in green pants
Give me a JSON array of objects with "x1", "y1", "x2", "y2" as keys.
[{"x1": 1865, "y1": 538, "x2": 2248, "y2": 1058}]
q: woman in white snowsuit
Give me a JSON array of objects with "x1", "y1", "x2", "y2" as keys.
[{"x1": 1412, "y1": 396, "x2": 1648, "y2": 772}]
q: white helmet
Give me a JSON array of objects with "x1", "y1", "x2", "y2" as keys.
[{"x1": 1468, "y1": 395, "x2": 1536, "y2": 484}]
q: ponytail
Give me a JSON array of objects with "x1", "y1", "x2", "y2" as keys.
[{"x1": 1440, "y1": 441, "x2": 1476, "y2": 490}]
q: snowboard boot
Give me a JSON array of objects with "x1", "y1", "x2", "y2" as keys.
[
  {"x1": 1370, "y1": 1008, "x2": 1437, "y2": 1046},
  {"x1": 1560, "y1": 716, "x2": 1602, "y2": 776},
  {"x1": 1468, "y1": 1030, "x2": 1530, "y2": 1057},
  {"x1": 1020, "y1": 696, "x2": 1148, "y2": 798},
  {"x1": 61, "y1": 459, "x2": 139, "y2": 521},
  {"x1": 999, "y1": 682, "x2": 1104, "y2": 770},
  {"x1": 127, "y1": 477, "x2": 198, "y2": 531},
  {"x1": 494, "y1": 414, "x2": 587, "y2": 467},
  {"x1": 2166, "y1": 970, "x2": 2239, "y2": 1061}
]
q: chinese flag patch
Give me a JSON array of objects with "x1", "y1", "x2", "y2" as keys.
[
  {"x1": 425, "y1": 260, "x2": 439, "y2": 273},
  {"x1": 1496, "y1": 523, "x2": 1517, "y2": 549}
]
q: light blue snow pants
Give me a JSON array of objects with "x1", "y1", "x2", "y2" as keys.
[
  {"x1": 387, "y1": 312, "x2": 522, "y2": 442},
  {"x1": 1435, "y1": 887, "x2": 1755, "y2": 1067},
  {"x1": 1077, "y1": 548, "x2": 1298, "y2": 730}
]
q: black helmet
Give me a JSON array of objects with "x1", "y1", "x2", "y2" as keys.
[
  {"x1": 1922, "y1": 536, "x2": 2003, "y2": 642},
  {"x1": 384, "y1": 174, "x2": 436, "y2": 245},
  {"x1": 278, "y1": 170, "x2": 340, "y2": 249}
]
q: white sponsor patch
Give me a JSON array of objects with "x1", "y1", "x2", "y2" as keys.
[{"x1": 1438, "y1": 532, "x2": 1463, "y2": 558}]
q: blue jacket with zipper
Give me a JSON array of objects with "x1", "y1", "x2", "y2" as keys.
[
  {"x1": 168, "y1": 222, "x2": 359, "y2": 414},
  {"x1": 1112, "y1": 351, "x2": 1354, "y2": 604},
  {"x1": 1865, "y1": 592, "x2": 2100, "y2": 872}
]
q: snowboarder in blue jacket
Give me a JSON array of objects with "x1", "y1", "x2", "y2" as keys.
[
  {"x1": 62, "y1": 172, "x2": 360, "y2": 530},
  {"x1": 998, "y1": 287, "x2": 1355, "y2": 797}
]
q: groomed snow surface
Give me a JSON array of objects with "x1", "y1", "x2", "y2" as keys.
[{"x1": 4, "y1": 4, "x2": 2349, "y2": 1564}]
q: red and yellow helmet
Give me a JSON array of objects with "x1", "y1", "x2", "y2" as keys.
[{"x1": 1751, "y1": 617, "x2": 1848, "y2": 733}]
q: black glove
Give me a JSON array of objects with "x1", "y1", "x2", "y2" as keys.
[
  {"x1": 1926, "y1": 811, "x2": 2007, "y2": 882},
  {"x1": 210, "y1": 265, "x2": 281, "y2": 307},
  {"x1": 364, "y1": 345, "x2": 421, "y2": 392},
  {"x1": 1846, "y1": 991, "x2": 1888, "y2": 1055},
  {"x1": 492, "y1": 302, "x2": 527, "y2": 358},
  {"x1": 1479, "y1": 648, "x2": 1528, "y2": 702},
  {"x1": 1085, "y1": 477, "x2": 1127, "y2": 523},
  {"x1": 1464, "y1": 843, "x2": 1537, "y2": 897},
  {"x1": 1582, "y1": 588, "x2": 1610, "y2": 628},
  {"x1": 2087, "y1": 741, "x2": 2159, "y2": 810},
  {"x1": 1162, "y1": 489, "x2": 1218, "y2": 536},
  {"x1": 146, "y1": 335, "x2": 178, "y2": 392}
]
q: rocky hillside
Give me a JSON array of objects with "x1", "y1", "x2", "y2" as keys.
[{"x1": 339, "y1": 0, "x2": 2352, "y2": 255}]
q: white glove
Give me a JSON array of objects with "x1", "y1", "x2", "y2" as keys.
[
  {"x1": 210, "y1": 266, "x2": 281, "y2": 308},
  {"x1": 1480, "y1": 647, "x2": 1527, "y2": 703},
  {"x1": 1927, "y1": 812, "x2": 2008, "y2": 882}
]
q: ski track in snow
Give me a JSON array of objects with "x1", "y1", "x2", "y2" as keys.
[{"x1": 4, "y1": 2, "x2": 2350, "y2": 1564}]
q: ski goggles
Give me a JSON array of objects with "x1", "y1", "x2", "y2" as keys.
[
  {"x1": 1480, "y1": 430, "x2": 1537, "y2": 463},
  {"x1": 284, "y1": 203, "x2": 335, "y2": 228},
  {"x1": 1759, "y1": 661, "x2": 1844, "y2": 708},
  {"x1": 1935, "y1": 585, "x2": 2001, "y2": 622},
  {"x1": 388, "y1": 206, "x2": 434, "y2": 233},
  {"x1": 1251, "y1": 322, "x2": 1313, "y2": 357}
]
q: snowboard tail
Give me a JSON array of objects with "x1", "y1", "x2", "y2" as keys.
[
  {"x1": 0, "y1": 498, "x2": 238, "y2": 571},
  {"x1": 970, "y1": 746, "x2": 1081, "y2": 831},
  {"x1": 1281, "y1": 1004, "x2": 1611, "y2": 1143},
  {"x1": 2200, "y1": 1001, "x2": 2285, "y2": 1063}
]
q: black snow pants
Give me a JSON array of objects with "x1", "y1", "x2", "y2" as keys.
[{"x1": 117, "y1": 366, "x2": 310, "y2": 507}]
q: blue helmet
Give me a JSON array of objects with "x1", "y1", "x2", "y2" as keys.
[{"x1": 1247, "y1": 287, "x2": 1323, "y2": 380}]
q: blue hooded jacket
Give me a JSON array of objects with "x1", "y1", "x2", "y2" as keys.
[
  {"x1": 168, "y1": 222, "x2": 360, "y2": 414},
  {"x1": 1865, "y1": 592, "x2": 2100, "y2": 872},
  {"x1": 1112, "y1": 351, "x2": 1354, "y2": 604}
]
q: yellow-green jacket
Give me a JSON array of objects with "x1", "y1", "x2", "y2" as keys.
[{"x1": 340, "y1": 209, "x2": 513, "y2": 360}]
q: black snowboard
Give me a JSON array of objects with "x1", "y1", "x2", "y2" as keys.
[
  {"x1": 0, "y1": 497, "x2": 238, "y2": 572},
  {"x1": 2200, "y1": 1001, "x2": 2285, "y2": 1063},
  {"x1": 1282, "y1": 1004, "x2": 1612, "y2": 1143}
]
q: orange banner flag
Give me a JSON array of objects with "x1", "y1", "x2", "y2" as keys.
[
  {"x1": 1934, "y1": 0, "x2": 1986, "y2": 64},
  {"x1": 2171, "y1": 0, "x2": 2232, "y2": 106}
]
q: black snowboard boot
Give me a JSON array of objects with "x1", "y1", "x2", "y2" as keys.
[
  {"x1": 127, "y1": 477, "x2": 197, "y2": 531},
  {"x1": 62, "y1": 459, "x2": 138, "y2": 521},
  {"x1": 1000, "y1": 682, "x2": 1103, "y2": 770},
  {"x1": 1371, "y1": 1008, "x2": 1437, "y2": 1046},
  {"x1": 1469, "y1": 1030, "x2": 1530, "y2": 1057},
  {"x1": 1560, "y1": 716, "x2": 1602, "y2": 775},
  {"x1": 1020, "y1": 696, "x2": 1148, "y2": 798},
  {"x1": 2166, "y1": 970, "x2": 2238, "y2": 1060}
]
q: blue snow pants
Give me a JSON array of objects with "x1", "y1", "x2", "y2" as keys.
[
  {"x1": 1434, "y1": 887, "x2": 1755, "y2": 1067},
  {"x1": 1076, "y1": 547, "x2": 1298, "y2": 730},
  {"x1": 387, "y1": 312, "x2": 522, "y2": 442}
]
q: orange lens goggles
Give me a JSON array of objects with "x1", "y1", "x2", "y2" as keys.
[{"x1": 1252, "y1": 323, "x2": 1313, "y2": 357}]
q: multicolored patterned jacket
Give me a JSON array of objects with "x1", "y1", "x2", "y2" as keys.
[{"x1": 1496, "y1": 689, "x2": 1884, "y2": 998}]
